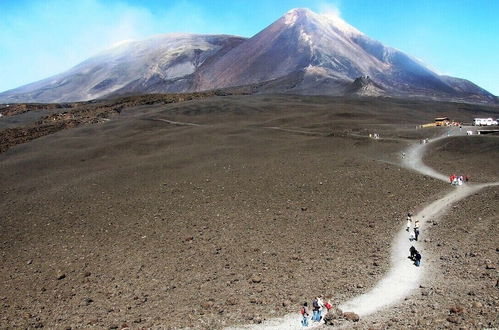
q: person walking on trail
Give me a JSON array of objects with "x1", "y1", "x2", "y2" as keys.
[
  {"x1": 300, "y1": 302, "x2": 310, "y2": 327},
  {"x1": 414, "y1": 218, "x2": 420, "y2": 241},
  {"x1": 312, "y1": 297, "x2": 321, "y2": 322},
  {"x1": 409, "y1": 246, "x2": 421, "y2": 266},
  {"x1": 406, "y1": 213, "x2": 412, "y2": 232},
  {"x1": 409, "y1": 246, "x2": 417, "y2": 260},
  {"x1": 317, "y1": 296, "x2": 325, "y2": 320},
  {"x1": 415, "y1": 251, "x2": 422, "y2": 267},
  {"x1": 324, "y1": 299, "x2": 333, "y2": 313}
]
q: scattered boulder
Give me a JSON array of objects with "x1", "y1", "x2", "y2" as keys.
[
  {"x1": 331, "y1": 307, "x2": 343, "y2": 319},
  {"x1": 323, "y1": 307, "x2": 343, "y2": 325},
  {"x1": 201, "y1": 301, "x2": 214, "y2": 309},
  {"x1": 226, "y1": 298, "x2": 237, "y2": 306},
  {"x1": 446, "y1": 316, "x2": 459, "y2": 324},
  {"x1": 472, "y1": 301, "x2": 483, "y2": 308},
  {"x1": 56, "y1": 272, "x2": 66, "y2": 280},
  {"x1": 449, "y1": 306, "x2": 466, "y2": 314},
  {"x1": 323, "y1": 314, "x2": 335, "y2": 326},
  {"x1": 249, "y1": 298, "x2": 262, "y2": 304},
  {"x1": 250, "y1": 275, "x2": 262, "y2": 283},
  {"x1": 485, "y1": 260, "x2": 496, "y2": 269},
  {"x1": 343, "y1": 312, "x2": 360, "y2": 322}
]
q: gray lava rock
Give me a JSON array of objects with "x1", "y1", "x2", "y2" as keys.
[
  {"x1": 343, "y1": 312, "x2": 360, "y2": 322},
  {"x1": 250, "y1": 275, "x2": 262, "y2": 283}
]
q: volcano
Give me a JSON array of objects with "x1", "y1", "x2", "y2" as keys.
[{"x1": 0, "y1": 8, "x2": 496, "y2": 104}]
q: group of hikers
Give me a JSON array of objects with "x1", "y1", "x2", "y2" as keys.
[
  {"x1": 300, "y1": 296, "x2": 333, "y2": 326},
  {"x1": 449, "y1": 174, "x2": 469, "y2": 186},
  {"x1": 406, "y1": 213, "x2": 422, "y2": 267},
  {"x1": 298, "y1": 212, "x2": 424, "y2": 326}
]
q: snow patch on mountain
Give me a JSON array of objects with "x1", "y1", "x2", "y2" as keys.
[{"x1": 284, "y1": 9, "x2": 299, "y2": 26}]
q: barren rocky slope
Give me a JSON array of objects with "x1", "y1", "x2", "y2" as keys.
[{"x1": 0, "y1": 95, "x2": 498, "y2": 329}]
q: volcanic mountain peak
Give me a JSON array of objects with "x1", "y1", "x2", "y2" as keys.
[
  {"x1": 284, "y1": 8, "x2": 363, "y2": 36},
  {"x1": 0, "y1": 8, "x2": 496, "y2": 104}
]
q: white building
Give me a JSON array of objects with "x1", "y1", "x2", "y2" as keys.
[{"x1": 473, "y1": 118, "x2": 498, "y2": 126}]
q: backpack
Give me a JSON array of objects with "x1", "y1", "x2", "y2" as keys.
[
  {"x1": 325, "y1": 302, "x2": 332, "y2": 310},
  {"x1": 300, "y1": 307, "x2": 306, "y2": 315},
  {"x1": 312, "y1": 300, "x2": 319, "y2": 309}
]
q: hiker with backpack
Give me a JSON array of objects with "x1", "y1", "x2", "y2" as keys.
[
  {"x1": 312, "y1": 297, "x2": 321, "y2": 322},
  {"x1": 408, "y1": 246, "x2": 422, "y2": 267},
  {"x1": 409, "y1": 246, "x2": 417, "y2": 260},
  {"x1": 300, "y1": 302, "x2": 310, "y2": 327},
  {"x1": 415, "y1": 251, "x2": 422, "y2": 267}
]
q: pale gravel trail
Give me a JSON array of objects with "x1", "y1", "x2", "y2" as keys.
[{"x1": 226, "y1": 128, "x2": 498, "y2": 330}]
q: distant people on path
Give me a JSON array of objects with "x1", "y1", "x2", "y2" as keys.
[
  {"x1": 450, "y1": 174, "x2": 468, "y2": 185},
  {"x1": 406, "y1": 213, "x2": 412, "y2": 232},
  {"x1": 311, "y1": 297, "x2": 322, "y2": 322},
  {"x1": 414, "y1": 219, "x2": 420, "y2": 241},
  {"x1": 300, "y1": 302, "x2": 309, "y2": 326},
  {"x1": 317, "y1": 296, "x2": 325, "y2": 319},
  {"x1": 409, "y1": 246, "x2": 422, "y2": 267},
  {"x1": 324, "y1": 299, "x2": 333, "y2": 312},
  {"x1": 415, "y1": 251, "x2": 422, "y2": 266},
  {"x1": 409, "y1": 246, "x2": 417, "y2": 259}
]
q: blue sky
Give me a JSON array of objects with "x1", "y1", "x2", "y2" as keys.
[{"x1": 1, "y1": 0, "x2": 498, "y2": 95}]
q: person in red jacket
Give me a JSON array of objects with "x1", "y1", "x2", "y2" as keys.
[{"x1": 300, "y1": 302, "x2": 310, "y2": 326}]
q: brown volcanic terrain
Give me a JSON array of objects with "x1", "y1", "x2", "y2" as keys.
[
  {"x1": 425, "y1": 136, "x2": 499, "y2": 183},
  {"x1": 0, "y1": 95, "x2": 498, "y2": 329}
]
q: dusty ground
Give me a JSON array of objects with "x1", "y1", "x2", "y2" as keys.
[
  {"x1": 425, "y1": 136, "x2": 499, "y2": 183},
  {"x1": 0, "y1": 95, "x2": 498, "y2": 329}
]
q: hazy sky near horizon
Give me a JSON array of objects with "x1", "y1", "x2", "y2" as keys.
[{"x1": 1, "y1": 0, "x2": 498, "y2": 95}]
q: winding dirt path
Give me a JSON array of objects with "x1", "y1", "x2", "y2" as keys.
[
  {"x1": 227, "y1": 128, "x2": 498, "y2": 329},
  {"x1": 152, "y1": 118, "x2": 203, "y2": 126}
]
